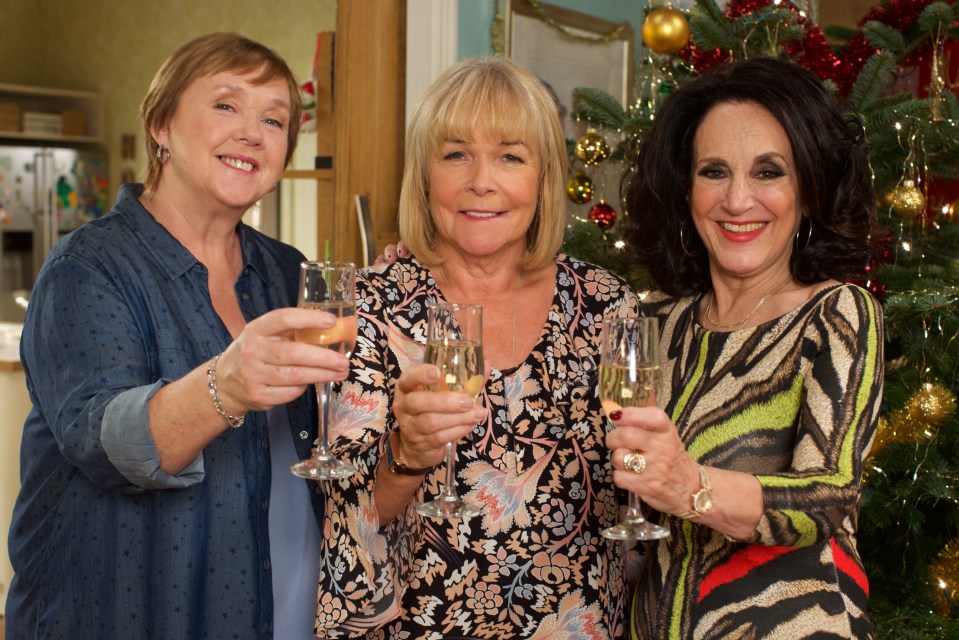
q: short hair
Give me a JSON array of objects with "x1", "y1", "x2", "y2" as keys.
[
  {"x1": 399, "y1": 56, "x2": 568, "y2": 270},
  {"x1": 622, "y1": 57, "x2": 884, "y2": 297},
  {"x1": 139, "y1": 32, "x2": 302, "y2": 193}
]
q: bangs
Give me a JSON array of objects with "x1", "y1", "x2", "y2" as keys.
[{"x1": 429, "y1": 75, "x2": 539, "y2": 153}]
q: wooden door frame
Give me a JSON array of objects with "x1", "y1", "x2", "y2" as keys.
[{"x1": 327, "y1": 0, "x2": 406, "y2": 265}]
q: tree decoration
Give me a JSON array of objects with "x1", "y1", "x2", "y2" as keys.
[
  {"x1": 574, "y1": 131, "x2": 611, "y2": 166},
  {"x1": 588, "y1": 200, "x2": 617, "y2": 230},
  {"x1": 941, "y1": 199, "x2": 958, "y2": 224},
  {"x1": 871, "y1": 382, "x2": 957, "y2": 456},
  {"x1": 642, "y1": 6, "x2": 691, "y2": 55},
  {"x1": 932, "y1": 539, "x2": 959, "y2": 618},
  {"x1": 892, "y1": 179, "x2": 928, "y2": 218},
  {"x1": 566, "y1": 170, "x2": 594, "y2": 204}
]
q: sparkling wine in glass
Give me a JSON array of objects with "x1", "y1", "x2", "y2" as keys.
[
  {"x1": 290, "y1": 261, "x2": 358, "y2": 480},
  {"x1": 416, "y1": 302, "x2": 485, "y2": 519},
  {"x1": 600, "y1": 316, "x2": 671, "y2": 541}
]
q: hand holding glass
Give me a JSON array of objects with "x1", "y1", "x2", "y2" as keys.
[
  {"x1": 600, "y1": 316, "x2": 671, "y2": 541},
  {"x1": 290, "y1": 261, "x2": 358, "y2": 480},
  {"x1": 415, "y1": 302, "x2": 485, "y2": 519}
]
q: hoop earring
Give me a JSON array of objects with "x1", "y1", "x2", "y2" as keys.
[
  {"x1": 794, "y1": 218, "x2": 813, "y2": 252},
  {"x1": 680, "y1": 218, "x2": 700, "y2": 257},
  {"x1": 156, "y1": 145, "x2": 170, "y2": 163}
]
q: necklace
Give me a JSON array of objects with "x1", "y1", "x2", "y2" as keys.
[
  {"x1": 703, "y1": 276, "x2": 792, "y2": 331},
  {"x1": 438, "y1": 264, "x2": 526, "y2": 368}
]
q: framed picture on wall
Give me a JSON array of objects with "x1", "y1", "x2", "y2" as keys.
[{"x1": 496, "y1": 0, "x2": 634, "y2": 137}]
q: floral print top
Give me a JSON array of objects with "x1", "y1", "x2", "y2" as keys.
[{"x1": 314, "y1": 255, "x2": 638, "y2": 639}]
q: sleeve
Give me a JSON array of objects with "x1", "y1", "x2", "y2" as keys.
[
  {"x1": 21, "y1": 252, "x2": 204, "y2": 492},
  {"x1": 749, "y1": 285, "x2": 884, "y2": 546},
  {"x1": 315, "y1": 266, "x2": 429, "y2": 637}
]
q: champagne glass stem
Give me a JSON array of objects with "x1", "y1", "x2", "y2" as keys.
[
  {"x1": 625, "y1": 491, "x2": 646, "y2": 523},
  {"x1": 441, "y1": 442, "x2": 456, "y2": 499},
  {"x1": 316, "y1": 381, "x2": 333, "y2": 458}
]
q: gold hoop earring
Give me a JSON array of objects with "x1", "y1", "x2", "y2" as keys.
[{"x1": 680, "y1": 218, "x2": 700, "y2": 257}]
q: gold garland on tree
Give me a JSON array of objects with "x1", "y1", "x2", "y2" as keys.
[
  {"x1": 932, "y1": 538, "x2": 959, "y2": 618},
  {"x1": 870, "y1": 382, "x2": 958, "y2": 457}
]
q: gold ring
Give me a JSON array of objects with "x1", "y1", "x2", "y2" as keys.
[{"x1": 623, "y1": 451, "x2": 646, "y2": 475}]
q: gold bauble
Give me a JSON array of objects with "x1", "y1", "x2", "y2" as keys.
[
  {"x1": 891, "y1": 180, "x2": 926, "y2": 218},
  {"x1": 566, "y1": 170, "x2": 594, "y2": 204},
  {"x1": 642, "y1": 7, "x2": 690, "y2": 55},
  {"x1": 574, "y1": 132, "x2": 610, "y2": 166}
]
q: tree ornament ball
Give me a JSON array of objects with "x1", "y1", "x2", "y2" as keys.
[
  {"x1": 575, "y1": 132, "x2": 610, "y2": 166},
  {"x1": 588, "y1": 200, "x2": 617, "y2": 230},
  {"x1": 891, "y1": 180, "x2": 926, "y2": 218},
  {"x1": 566, "y1": 171, "x2": 594, "y2": 205},
  {"x1": 642, "y1": 7, "x2": 690, "y2": 55}
]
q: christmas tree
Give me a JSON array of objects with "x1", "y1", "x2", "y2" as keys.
[{"x1": 563, "y1": 1, "x2": 959, "y2": 637}]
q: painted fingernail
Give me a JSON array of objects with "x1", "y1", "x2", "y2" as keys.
[{"x1": 608, "y1": 410, "x2": 622, "y2": 421}]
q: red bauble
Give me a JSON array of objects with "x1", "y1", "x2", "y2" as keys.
[{"x1": 588, "y1": 201, "x2": 617, "y2": 230}]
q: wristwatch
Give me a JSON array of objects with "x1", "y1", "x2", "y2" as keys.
[
  {"x1": 678, "y1": 465, "x2": 714, "y2": 520},
  {"x1": 385, "y1": 430, "x2": 434, "y2": 476}
]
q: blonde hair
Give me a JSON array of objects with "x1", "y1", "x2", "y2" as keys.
[
  {"x1": 399, "y1": 57, "x2": 567, "y2": 270},
  {"x1": 139, "y1": 32, "x2": 302, "y2": 193}
]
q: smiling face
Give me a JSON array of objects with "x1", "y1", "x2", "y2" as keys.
[
  {"x1": 690, "y1": 101, "x2": 803, "y2": 286},
  {"x1": 428, "y1": 125, "x2": 541, "y2": 263},
  {"x1": 153, "y1": 67, "x2": 291, "y2": 214}
]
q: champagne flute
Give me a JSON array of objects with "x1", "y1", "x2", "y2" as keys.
[
  {"x1": 290, "y1": 261, "x2": 358, "y2": 480},
  {"x1": 600, "y1": 316, "x2": 671, "y2": 541},
  {"x1": 416, "y1": 302, "x2": 485, "y2": 519}
]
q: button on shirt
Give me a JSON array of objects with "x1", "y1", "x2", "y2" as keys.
[{"x1": 6, "y1": 183, "x2": 320, "y2": 640}]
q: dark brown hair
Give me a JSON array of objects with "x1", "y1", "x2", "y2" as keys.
[{"x1": 622, "y1": 57, "x2": 884, "y2": 296}]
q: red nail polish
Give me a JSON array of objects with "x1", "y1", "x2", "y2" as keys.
[{"x1": 609, "y1": 410, "x2": 622, "y2": 421}]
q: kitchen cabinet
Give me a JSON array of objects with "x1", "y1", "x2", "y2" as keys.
[{"x1": 0, "y1": 82, "x2": 103, "y2": 144}]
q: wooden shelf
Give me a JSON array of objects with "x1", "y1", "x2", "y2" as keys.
[{"x1": 0, "y1": 82, "x2": 103, "y2": 144}]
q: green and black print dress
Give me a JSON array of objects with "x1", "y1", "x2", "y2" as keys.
[{"x1": 635, "y1": 284, "x2": 883, "y2": 640}]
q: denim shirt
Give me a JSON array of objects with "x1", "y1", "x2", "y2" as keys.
[{"x1": 6, "y1": 184, "x2": 319, "y2": 639}]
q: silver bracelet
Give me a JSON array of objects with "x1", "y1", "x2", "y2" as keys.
[{"x1": 207, "y1": 354, "x2": 245, "y2": 429}]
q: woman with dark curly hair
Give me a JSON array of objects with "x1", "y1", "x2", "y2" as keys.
[{"x1": 607, "y1": 57, "x2": 886, "y2": 638}]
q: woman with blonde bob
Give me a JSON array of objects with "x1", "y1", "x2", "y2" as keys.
[{"x1": 314, "y1": 56, "x2": 638, "y2": 638}]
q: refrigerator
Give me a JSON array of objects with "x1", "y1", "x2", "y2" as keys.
[{"x1": 0, "y1": 145, "x2": 108, "y2": 321}]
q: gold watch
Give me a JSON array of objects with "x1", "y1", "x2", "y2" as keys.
[{"x1": 678, "y1": 465, "x2": 714, "y2": 520}]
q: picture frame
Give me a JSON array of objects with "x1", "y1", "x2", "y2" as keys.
[{"x1": 494, "y1": 0, "x2": 634, "y2": 137}]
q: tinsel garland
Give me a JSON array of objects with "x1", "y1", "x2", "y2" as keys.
[
  {"x1": 870, "y1": 382, "x2": 958, "y2": 456},
  {"x1": 685, "y1": 0, "x2": 951, "y2": 95}
]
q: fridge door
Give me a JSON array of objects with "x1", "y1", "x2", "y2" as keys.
[{"x1": 0, "y1": 145, "x2": 108, "y2": 320}]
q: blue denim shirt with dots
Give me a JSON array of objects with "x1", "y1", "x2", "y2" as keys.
[{"x1": 6, "y1": 183, "x2": 320, "y2": 639}]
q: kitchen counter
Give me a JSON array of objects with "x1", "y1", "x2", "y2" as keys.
[
  {"x1": 0, "y1": 323, "x2": 28, "y2": 611},
  {"x1": 0, "y1": 323, "x2": 22, "y2": 371}
]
